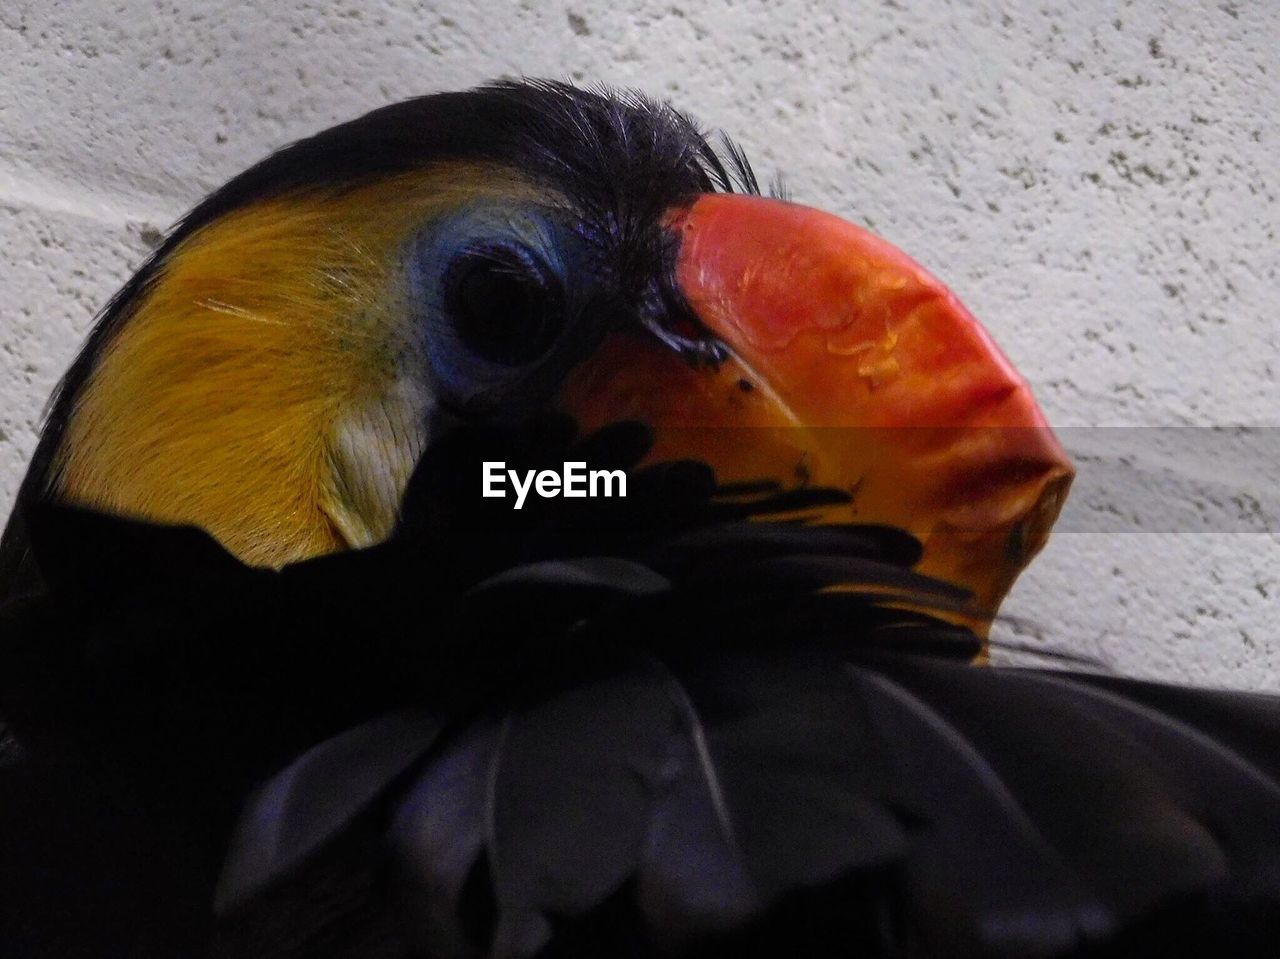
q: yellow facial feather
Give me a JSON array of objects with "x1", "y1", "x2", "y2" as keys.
[{"x1": 53, "y1": 165, "x2": 543, "y2": 567}]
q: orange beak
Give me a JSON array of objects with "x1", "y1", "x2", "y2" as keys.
[{"x1": 557, "y1": 194, "x2": 1073, "y2": 637}]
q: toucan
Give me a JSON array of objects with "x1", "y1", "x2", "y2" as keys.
[{"x1": 1, "y1": 81, "x2": 1277, "y2": 959}]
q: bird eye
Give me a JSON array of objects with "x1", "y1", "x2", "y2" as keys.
[{"x1": 444, "y1": 243, "x2": 565, "y2": 366}]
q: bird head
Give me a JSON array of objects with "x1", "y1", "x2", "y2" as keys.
[{"x1": 2, "y1": 81, "x2": 1071, "y2": 637}]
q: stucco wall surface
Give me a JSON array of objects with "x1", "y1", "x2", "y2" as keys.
[{"x1": 2, "y1": 1, "x2": 1277, "y2": 688}]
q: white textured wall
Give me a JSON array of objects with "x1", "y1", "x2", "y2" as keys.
[{"x1": 2, "y1": 1, "x2": 1276, "y2": 689}]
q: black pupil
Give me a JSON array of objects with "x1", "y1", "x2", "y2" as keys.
[{"x1": 448, "y1": 247, "x2": 562, "y2": 366}]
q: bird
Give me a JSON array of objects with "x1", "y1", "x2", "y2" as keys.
[{"x1": 0, "y1": 80, "x2": 1277, "y2": 959}]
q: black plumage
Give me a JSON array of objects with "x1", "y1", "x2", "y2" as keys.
[{"x1": 3, "y1": 420, "x2": 1279, "y2": 957}]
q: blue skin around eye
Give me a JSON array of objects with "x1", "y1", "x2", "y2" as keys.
[{"x1": 407, "y1": 202, "x2": 588, "y2": 406}]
